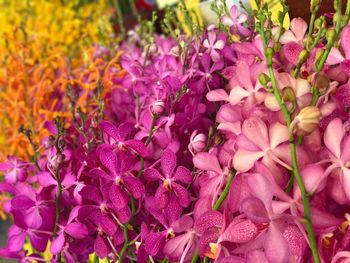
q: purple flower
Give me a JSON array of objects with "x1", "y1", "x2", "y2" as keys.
[
  {"x1": 203, "y1": 30, "x2": 225, "y2": 62},
  {"x1": 90, "y1": 147, "x2": 144, "y2": 210},
  {"x1": 0, "y1": 156, "x2": 29, "y2": 183},
  {"x1": 100, "y1": 121, "x2": 148, "y2": 157},
  {"x1": 144, "y1": 149, "x2": 192, "y2": 209},
  {"x1": 222, "y1": 5, "x2": 251, "y2": 37}
]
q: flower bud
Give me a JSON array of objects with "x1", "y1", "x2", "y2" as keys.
[
  {"x1": 310, "y1": 0, "x2": 321, "y2": 12},
  {"x1": 315, "y1": 49, "x2": 324, "y2": 64},
  {"x1": 282, "y1": 86, "x2": 296, "y2": 103},
  {"x1": 297, "y1": 49, "x2": 309, "y2": 63},
  {"x1": 265, "y1": 47, "x2": 274, "y2": 65},
  {"x1": 291, "y1": 106, "x2": 321, "y2": 136},
  {"x1": 189, "y1": 131, "x2": 207, "y2": 154},
  {"x1": 150, "y1": 100, "x2": 165, "y2": 115},
  {"x1": 274, "y1": 42, "x2": 281, "y2": 52},
  {"x1": 258, "y1": 73, "x2": 270, "y2": 86},
  {"x1": 326, "y1": 29, "x2": 336, "y2": 44},
  {"x1": 314, "y1": 73, "x2": 330, "y2": 94}
]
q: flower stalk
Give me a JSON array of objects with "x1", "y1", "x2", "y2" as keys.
[
  {"x1": 213, "y1": 170, "x2": 236, "y2": 210},
  {"x1": 145, "y1": 114, "x2": 156, "y2": 146},
  {"x1": 257, "y1": 9, "x2": 320, "y2": 262},
  {"x1": 118, "y1": 226, "x2": 129, "y2": 263}
]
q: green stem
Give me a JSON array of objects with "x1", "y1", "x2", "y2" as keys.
[
  {"x1": 190, "y1": 171, "x2": 235, "y2": 263},
  {"x1": 137, "y1": 157, "x2": 144, "y2": 177},
  {"x1": 315, "y1": 47, "x2": 331, "y2": 72},
  {"x1": 118, "y1": 226, "x2": 129, "y2": 263},
  {"x1": 213, "y1": 170, "x2": 236, "y2": 210},
  {"x1": 145, "y1": 115, "x2": 156, "y2": 146},
  {"x1": 54, "y1": 162, "x2": 62, "y2": 263},
  {"x1": 293, "y1": 51, "x2": 309, "y2": 78},
  {"x1": 289, "y1": 143, "x2": 320, "y2": 263},
  {"x1": 190, "y1": 251, "x2": 199, "y2": 263},
  {"x1": 346, "y1": 0, "x2": 350, "y2": 16},
  {"x1": 264, "y1": 49, "x2": 320, "y2": 263},
  {"x1": 307, "y1": 12, "x2": 316, "y2": 39}
]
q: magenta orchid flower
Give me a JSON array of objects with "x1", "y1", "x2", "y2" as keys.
[
  {"x1": 51, "y1": 207, "x2": 88, "y2": 255},
  {"x1": 222, "y1": 5, "x2": 251, "y2": 37},
  {"x1": 203, "y1": 30, "x2": 225, "y2": 62},
  {"x1": 0, "y1": 156, "x2": 29, "y2": 184},
  {"x1": 100, "y1": 121, "x2": 148, "y2": 157},
  {"x1": 143, "y1": 149, "x2": 192, "y2": 209},
  {"x1": 91, "y1": 147, "x2": 144, "y2": 210}
]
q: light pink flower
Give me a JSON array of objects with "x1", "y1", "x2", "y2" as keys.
[
  {"x1": 232, "y1": 118, "x2": 293, "y2": 185},
  {"x1": 280, "y1": 18, "x2": 308, "y2": 45},
  {"x1": 323, "y1": 118, "x2": 350, "y2": 201},
  {"x1": 207, "y1": 61, "x2": 265, "y2": 113},
  {"x1": 203, "y1": 30, "x2": 225, "y2": 62},
  {"x1": 264, "y1": 72, "x2": 312, "y2": 111}
]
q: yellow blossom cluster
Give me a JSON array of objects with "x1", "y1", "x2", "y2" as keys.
[{"x1": 0, "y1": 0, "x2": 116, "y2": 161}]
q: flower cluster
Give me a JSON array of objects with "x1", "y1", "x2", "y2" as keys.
[
  {"x1": 0, "y1": 0, "x2": 115, "y2": 161},
  {"x1": 1, "y1": 1, "x2": 350, "y2": 263}
]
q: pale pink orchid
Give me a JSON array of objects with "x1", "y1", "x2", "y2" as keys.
[
  {"x1": 193, "y1": 152, "x2": 230, "y2": 207},
  {"x1": 234, "y1": 172, "x2": 340, "y2": 262},
  {"x1": 326, "y1": 23, "x2": 350, "y2": 79},
  {"x1": 231, "y1": 173, "x2": 307, "y2": 263},
  {"x1": 215, "y1": 104, "x2": 242, "y2": 137},
  {"x1": 207, "y1": 60, "x2": 266, "y2": 114},
  {"x1": 203, "y1": 30, "x2": 225, "y2": 62},
  {"x1": 280, "y1": 18, "x2": 308, "y2": 45},
  {"x1": 323, "y1": 118, "x2": 350, "y2": 202},
  {"x1": 232, "y1": 117, "x2": 299, "y2": 185},
  {"x1": 278, "y1": 18, "x2": 308, "y2": 66},
  {"x1": 264, "y1": 72, "x2": 312, "y2": 111},
  {"x1": 331, "y1": 251, "x2": 350, "y2": 263}
]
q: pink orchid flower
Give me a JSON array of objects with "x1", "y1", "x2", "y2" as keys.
[
  {"x1": 326, "y1": 23, "x2": 350, "y2": 79},
  {"x1": 207, "y1": 60, "x2": 266, "y2": 113},
  {"x1": 163, "y1": 215, "x2": 196, "y2": 263},
  {"x1": 264, "y1": 72, "x2": 312, "y2": 111},
  {"x1": 193, "y1": 152, "x2": 229, "y2": 207},
  {"x1": 0, "y1": 156, "x2": 29, "y2": 184},
  {"x1": 143, "y1": 149, "x2": 192, "y2": 209},
  {"x1": 280, "y1": 18, "x2": 308, "y2": 46},
  {"x1": 323, "y1": 118, "x2": 350, "y2": 201},
  {"x1": 232, "y1": 118, "x2": 296, "y2": 185},
  {"x1": 203, "y1": 30, "x2": 225, "y2": 62},
  {"x1": 279, "y1": 18, "x2": 307, "y2": 65},
  {"x1": 222, "y1": 5, "x2": 251, "y2": 37}
]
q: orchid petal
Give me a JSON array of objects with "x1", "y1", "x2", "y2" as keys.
[
  {"x1": 324, "y1": 118, "x2": 344, "y2": 159},
  {"x1": 264, "y1": 223, "x2": 289, "y2": 263},
  {"x1": 193, "y1": 152, "x2": 222, "y2": 175},
  {"x1": 161, "y1": 149, "x2": 177, "y2": 177},
  {"x1": 290, "y1": 18, "x2": 307, "y2": 43},
  {"x1": 50, "y1": 233, "x2": 65, "y2": 255},
  {"x1": 233, "y1": 149, "x2": 264, "y2": 172}
]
